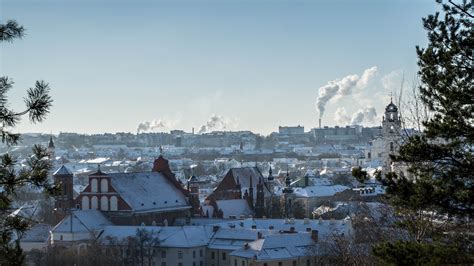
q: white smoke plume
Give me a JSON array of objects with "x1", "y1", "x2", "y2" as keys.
[
  {"x1": 198, "y1": 114, "x2": 236, "y2": 134},
  {"x1": 315, "y1": 66, "x2": 378, "y2": 118},
  {"x1": 137, "y1": 119, "x2": 173, "y2": 133},
  {"x1": 334, "y1": 107, "x2": 351, "y2": 125},
  {"x1": 356, "y1": 66, "x2": 378, "y2": 88},
  {"x1": 350, "y1": 106, "x2": 378, "y2": 125}
]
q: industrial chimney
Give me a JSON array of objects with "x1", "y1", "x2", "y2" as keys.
[{"x1": 319, "y1": 118, "x2": 322, "y2": 128}]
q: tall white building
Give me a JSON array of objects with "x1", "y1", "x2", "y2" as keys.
[{"x1": 381, "y1": 99, "x2": 403, "y2": 172}]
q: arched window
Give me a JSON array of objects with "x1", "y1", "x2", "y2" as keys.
[
  {"x1": 100, "y1": 179, "x2": 108, "y2": 193},
  {"x1": 91, "y1": 179, "x2": 98, "y2": 192},
  {"x1": 91, "y1": 196, "x2": 98, "y2": 209},
  {"x1": 82, "y1": 196, "x2": 89, "y2": 210},
  {"x1": 110, "y1": 196, "x2": 118, "y2": 211},
  {"x1": 100, "y1": 196, "x2": 108, "y2": 211}
]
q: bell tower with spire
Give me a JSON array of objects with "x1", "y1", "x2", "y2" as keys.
[
  {"x1": 47, "y1": 135, "x2": 55, "y2": 159},
  {"x1": 381, "y1": 97, "x2": 403, "y2": 172},
  {"x1": 282, "y1": 170, "x2": 295, "y2": 218}
]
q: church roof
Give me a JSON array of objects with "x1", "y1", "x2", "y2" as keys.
[
  {"x1": 52, "y1": 209, "x2": 112, "y2": 233},
  {"x1": 108, "y1": 171, "x2": 190, "y2": 213},
  {"x1": 229, "y1": 167, "x2": 264, "y2": 189},
  {"x1": 53, "y1": 165, "x2": 73, "y2": 176},
  {"x1": 385, "y1": 100, "x2": 398, "y2": 112},
  {"x1": 215, "y1": 199, "x2": 252, "y2": 218}
]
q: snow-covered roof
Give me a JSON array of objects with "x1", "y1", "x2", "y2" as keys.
[
  {"x1": 230, "y1": 233, "x2": 316, "y2": 260},
  {"x1": 85, "y1": 157, "x2": 110, "y2": 164},
  {"x1": 289, "y1": 185, "x2": 350, "y2": 198},
  {"x1": 208, "y1": 228, "x2": 272, "y2": 250},
  {"x1": 202, "y1": 218, "x2": 351, "y2": 241},
  {"x1": 52, "y1": 210, "x2": 112, "y2": 233},
  {"x1": 108, "y1": 172, "x2": 190, "y2": 213},
  {"x1": 99, "y1": 226, "x2": 212, "y2": 248},
  {"x1": 21, "y1": 223, "x2": 51, "y2": 243},
  {"x1": 216, "y1": 199, "x2": 252, "y2": 218},
  {"x1": 53, "y1": 165, "x2": 73, "y2": 175}
]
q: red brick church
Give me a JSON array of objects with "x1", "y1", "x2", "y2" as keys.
[{"x1": 53, "y1": 155, "x2": 193, "y2": 226}]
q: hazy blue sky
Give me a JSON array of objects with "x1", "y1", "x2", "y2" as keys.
[{"x1": 1, "y1": 0, "x2": 437, "y2": 134}]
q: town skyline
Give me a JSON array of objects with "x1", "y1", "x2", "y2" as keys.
[{"x1": 2, "y1": 0, "x2": 436, "y2": 134}]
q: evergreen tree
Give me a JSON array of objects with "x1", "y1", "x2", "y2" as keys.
[
  {"x1": 374, "y1": 1, "x2": 473, "y2": 264},
  {"x1": 0, "y1": 20, "x2": 55, "y2": 265}
]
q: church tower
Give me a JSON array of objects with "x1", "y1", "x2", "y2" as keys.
[
  {"x1": 255, "y1": 177, "x2": 265, "y2": 218},
  {"x1": 382, "y1": 98, "x2": 402, "y2": 172},
  {"x1": 53, "y1": 165, "x2": 74, "y2": 223},
  {"x1": 47, "y1": 135, "x2": 55, "y2": 159},
  {"x1": 247, "y1": 175, "x2": 254, "y2": 210},
  {"x1": 187, "y1": 174, "x2": 201, "y2": 217},
  {"x1": 282, "y1": 171, "x2": 295, "y2": 218}
]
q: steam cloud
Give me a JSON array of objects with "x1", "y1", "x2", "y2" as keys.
[
  {"x1": 315, "y1": 66, "x2": 377, "y2": 118},
  {"x1": 350, "y1": 106, "x2": 377, "y2": 125},
  {"x1": 334, "y1": 107, "x2": 350, "y2": 125},
  {"x1": 137, "y1": 119, "x2": 171, "y2": 133},
  {"x1": 334, "y1": 106, "x2": 378, "y2": 126},
  {"x1": 198, "y1": 114, "x2": 235, "y2": 134}
]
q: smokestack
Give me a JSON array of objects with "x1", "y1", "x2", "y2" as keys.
[
  {"x1": 192, "y1": 127, "x2": 194, "y2": 134},
  {"x1": 319, "y1": 118, "x2": 322, "y2": 128}
]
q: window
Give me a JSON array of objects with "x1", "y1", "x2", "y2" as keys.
[
  {"x1": 178, "y1": 263, "x2": 182, "y2": 266},
  {"x1": 293, "y1": 261, "x2": 297, "y2": 266},
  {"x1": 161, "y1": 262, "x2": 166, "y2": 266},
  {"x1": 242, "y1": 261, "x2": 245, "y2": 266},
  {"x1": 200, "y1": 262, "x2": 203, "y2": 266},
  {"x1": 91, "y1": 178, "x2": 98, "y2": 192},
  {"x1": 279, "y1": 263, "x2": 282, "y2": 266},
  {"x1": 91, "y1": 196, "x2": 98, "y2": 209},
  {"x1": 82, "y1": 196, "x2": 89, "y2": 210},
  {"x1": 60, "y1": 235, "x2": 63, "y2": 240},
  {"x1": 193, "y1": 262, "x2": 196, "y2": 266},
  {"x1": 235, "y1": 260, "x2": 238, "y2": 266},
  {"x1": 178, "y1": 251, "x2": 183, "y2": 259},
  {"x1": 390, "y1": 142, "x2": 394, "y2": 152},
  {"x1": 211, "y1": 252, "x2": 215, "y2": 259},
  {"x1": 100, "y1": 178, "x2": 108, "y2": 192},
  {"x1": 100, "y1": 195, "x2": 108, "y2": 211},
  {"x1": 200, "y1": 249, "x2": 203, "y2": 257},
  {"x1": 110, "y1": 196, "x2": 118, "y2": 211},
  {"x1": 222, "y1": 252, "x2": 226, "y2": 260},
  {"x1": 193, "y1": 250, "x2": 196, "y2": 258},
  {"x1": 307, "y1": 259, "x2": 311, "y2": 266},
  {"x1": 264, "y1": 264, "x2": 268, "y2": 266},
  {"x1": 161, "y1": 251, "x2": 166, "y2": 258}
]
